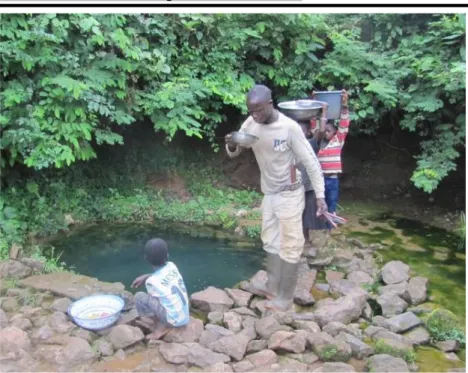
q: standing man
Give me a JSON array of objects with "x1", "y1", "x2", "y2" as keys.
[{"x1": 225, "y1": 85, "x2": 328, "y2": 311}]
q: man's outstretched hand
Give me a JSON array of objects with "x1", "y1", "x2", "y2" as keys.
[
  {"x1": 316, "y1": 198, "x2": 328, "y2": 217},
  {"x1": 131, "y1": 274, "x2": 151, "y2": 288}
]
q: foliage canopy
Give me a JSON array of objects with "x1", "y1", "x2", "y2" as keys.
[{"x1": 1, "y1": 13, "x2": 465, "y2": 191}]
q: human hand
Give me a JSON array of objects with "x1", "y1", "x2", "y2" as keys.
[
  {"x1": 316, "y1": 198, "x2": 328, "y2": 217},
  {"x1": 341, "y1": 89, "x2": 349, "y2": 107},
  {"x1": 225, "y1": 133, "x2": 234, "y2": 146},
  {"x1": 131, "y1": 274, "x2": 150, "y2": 288}
]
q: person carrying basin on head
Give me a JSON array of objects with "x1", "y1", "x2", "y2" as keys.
[
  {"x1": 225, "y1": 84, "x2": 328, "y2": 312},
  {"x1": 131, "y1": 238, "x2": 189, "y2": 340}
]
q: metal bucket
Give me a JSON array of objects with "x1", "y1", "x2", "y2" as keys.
[{"x1": 313, "y1": 91, "x2": 342, "y2": 120}]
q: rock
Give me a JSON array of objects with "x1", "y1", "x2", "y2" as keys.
[
  {"x1": 48, "y1": 311, "x2": 75, "y2": 333},
  {"x1": 31, "y1": 325, "x2": 55, "y2": 342},
  {"x1": 255, "y1": 316, "x2": 284, "y2": 339},
  {"x1": 314, "y1": 294, "x2": 367, "y2": 327},
  {"x1": 378, "y1": 282, "x2": 408, "y2": 297},
  {"x1": 291, "y1": 320, "x2": 321, "y2": 333},
  {"x1": 107, "y1": 325, "x2": 144, "y2": 349},
  {"x1": 294, "y1": 262, "x2": 317, "y2": 306},
  {"x1": 208, "y1": 311, "x2": 225, "y2": 325},
  {"x1": 330, "y1": 249, "x2": 354, "y2": 268},
  {"x1": 346, "y1": 257, "x2": 377, "y2": 277},
  {"x1": 242, "y1": 316, "x2": 257, "y2": 330},
  {"x1": 72, "y1": 329, "x2": 97, "y2": 342},
  {"x1": 247, "y1": 339, "x2": 268, "y2": 353},
  {"x1": 9, "y1": 243, "x2": 22, "y2": 260},
  {"x1": 224, "y1": 311, "x2": 243, "y2": 333},
  {"x1": 408, "y1": 302, "x2": 438, "y2": 315},
  {"x1": 292, "y1": 312, "x2": 316, "y2": 322},
  {"x1": 233, "y1": 360, "x2": 255, "y2": 372},
  {"x1": 225, "y1": 288, "x2": 253, "y2": 308},
  {"x1": 50, "y1": 298, "x2": 72, "y2": 313},
  {"x1": 231, "y1": 307, "x2": 257, "y2": 318},
  {"x1": 113, "y1": 348, "x2": 126, "y2": 360},
  {"x1": 445, "y1": 352, "x2": 461, "y2": 361},
  {"x1": 206, "y1": 362, "x2": 234, "y2": 372},
  {"x1": 313, "y1": 362, "x2": 356, "y2": 372},
  {"x1": 209, "y1": 329, "x2": 253, "y2": 361},
  {"x1": 323, "y1": 322, "x2": 361, "y2": 339},
  {"x1": 20, "y1": 258, "x2": 46, "y2": 273},
  {"x1": 116, "y1": 308, "x2": 139, "y2": 326},
  {"x1": 270, "y1": 311, "x2": 294, "y2": 325},
  {"x1": 325, "y1": 270, "x2": 345, "y2": 283},
  {"x1": 22, "y1": 306, "x2": 45, "y2": 318},
  {"x1": 315, "y1": 298, "x2": 335, "y2": 310},
  {"x1": 2, "y1": 297, "x2": 19, "y2": 312},
  {"x1": 160, "y1": 342, "x2": 230, "y2": 367},
  {"x1": 277, "y1": 357, "x2": 309, "y2": 372},
  {"x1": 372, "y1": 315, "x2": 389, "y2": 328},
  {"x1": 307, "y1": 332, "x2": 352, "y2": 362},
  {"x1": 335, "y1": 332, "x2": 374, "y2": 359},
  {"x1": 377, "y1": 293, "x2": 408, "y2": 317},
  {"x1": 11, "y1": 317, "x2": 33, "y2": 331},
  {"x1": 404, "y1": 277, "x2": 428, "y2": 305},
  {"x1": 366, "y1": 354, "x2": 409, "y2": 372},
  {"x1": 329, "y1": 279, "x2": 368, "y2": 297},
  {"x1": 0, "y1": 260, "x2": 32, "y2": 279},
  {"x1": 199, "y1": 330, "x2": 221, "y2": 348},
  {"x1": 376, "y1": 338, "x2": 414, "y2": 356},
  {"x1": 163, "y1": 316, "x2": 204, "y2": 343},
  {"x1": 408, "y1": 362, "x2": 419, "y2": 372},
  {"x1": 94, "y1": 339, "x2": 114, "y2": 356},
  {"x1": 191, "y1": 286, "x2": 234, "y2": 313},
  {"x1": 381, "y1": 261, "x2": 410, "y2": 285},
  {"x1": 405, "y1": 327, "x2": 430, "y2": 345},
  {"x1": 435, "y1": 340, "x2": 460, "y2": 352},
  {"x1": 0, "y1": 308, "x2": 9, "y2": 327},
  {"x1": 0, "y1": 326, "x2": 31, "y2": 353},
  {"x1": 362, "y1": 303, "x2": 372, "y2": 320},
  {"x1": 347, "y1": 271, "x2": 373, "y2": 285},
  {"x1": 268, "y1": 330, "x2": 308, "y2": 354},
  {"x1": 205, "y1": 324, "x2": 236, "y2": 337},
  {"x1": 285, "y1": 351, "x2": 319, "y2": 364},
  {"x1": 246, "y1": 349, "x2": 278, "y2": 366},
  {"x1": 386, "y1": 312, "x2": 421, "y2": 333},
  {"x1": 315, "y1": 283, "x2": 330, "y2": 292}
]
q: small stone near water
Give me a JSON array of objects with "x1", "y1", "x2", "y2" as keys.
[
  {"x1": 48, "y1": 311, "x2": 75, "y2": 333},
  {"x1": 72, "y1": 328, "x2": 97, "y2": 342},
  {"x1": 2, "y1": 297, "x2": 20, "y2": 312},
  {"x1": 208, "y1": 311, "x2": 224, "y2": 324},
  {"x1": 50, "y1": 297, "x2": 72, "y2": 313},
  {"x1": 191, "y1": 286, "x2": 234, "y2": 313},
  {"x1": 335, "y1": 332, "x2": 374, "y2": 359},
  {"x1": 245, "y1": 349, "x2": 278, "y2": 367},
  {"x1": 329, "y1": 279, "x2": 368, "y2": 297},
  {"x1": 366, "y1": 354, "x2": 409, "y2": 372},
  {"x1": 291, "y1": 320, "x2": 321, "y2": 333},
  {"x1": 314, "y1": 294, "x2": 367, "y2": 327},
  {"x1": 315, "y1": 283, "x2": 331, "y2": 292},
  {"x1": 247, "y1": 339, "x2": 268, "y2": 353},
  {"x1": 94, "y1": 339, "x2": 114, "y2": 356},
  {"x1": 255, "y1": 316, "x2": 284, "y2": 340},
  {"x1": 225, "y1": 288, "x2": 253, "y2": 308},
  {"x1": 307, "y1": 332, "x2": 352, "y2": 362},
  {"x1": 326, "y1": 270, "x2": 345, "y2": 284},
  {"x1": 113, "y1": 348, "x2": 127, "y2": 360},
  {"x1": 381, "y1": 261, "x2": 410, "y2": 285},
  {"x1": 445, "y1": 352, "x2": 461, "y2": 362},
  {"x1": 294, "y1": 262, "x2": 317, "y2": 306},
  {"x1": 163, "y1": 316, "x2": 204, "y2": 343},
  {"x1": 11, "y1": 316, "x2": 33, "y2": 331},
  {"x1": 31, "y1": 325, "x2": 55, "y2": 341},
  {"x1": 347, "y1": 271, "x2": 373, "y2": 285},
  {"x1": 231, "y1": 307, "x2": 257, "y2": 318},
  {"x1": 312, "y1": 362, "x2": 357, "y2": 372},
  {"x1": 405, "y1": 327, "x2": 430, "y2": 345},
  {"x1": 323, "y1": 321, "x2": 358, "y2": 338},
  {"x1": 377, "y1": 293, "x2": 408, "y2": 317},
  {"x1": 0, "y1": 308, "x2": 9, "y2": 327},
  {"x1": 223, "y1": 311, "x2": 243, "y2": 333},
  {"x1": 268, "y1": 330, "x2": 308, "y2": 354},
  {"x1": 435, "y1": 340, "x2": 461, "y2": 352},
  {"x1": 0, "y1": 260, "x2": 32, "y2": 279},
  {"x1": 107, "y1": 324, "x2": 144, "y2": 349},
  {"x1": 386, "y1": 312, "x2": 421, "y2": 333},
  {"x1": 404, "y1": 277, "x2": 428, "y2": 305},
  {"x1": 209, "y1": 329, "x2": 253, "y2": 361}
]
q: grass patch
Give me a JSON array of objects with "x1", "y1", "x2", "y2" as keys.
[
  {"x1": 425, "y1": 308, "x2": 466, "y2": 347},
  {"x1": 375, "y1": 339, "x2": 417, "y2": 363}
]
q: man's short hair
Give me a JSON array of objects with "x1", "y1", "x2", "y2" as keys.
[
  {"x1": 247, "y1": 84, "x2": 272, "y2": 104},
  {"x1": 144, "y1": 238, "x2": 168, "y2": 266}
]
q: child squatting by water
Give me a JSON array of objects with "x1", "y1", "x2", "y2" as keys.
[{"x1": 131, "y1": 238, "x2": 190, "y2": 339}]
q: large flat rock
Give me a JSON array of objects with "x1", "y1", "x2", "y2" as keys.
[{"x1": 19, "y1": 272, "x2": 125, "y2": 300}]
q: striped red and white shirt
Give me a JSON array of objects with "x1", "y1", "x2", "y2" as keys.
[{"x1": 310, "y1": 108, "x2": 350, "y2": 174}]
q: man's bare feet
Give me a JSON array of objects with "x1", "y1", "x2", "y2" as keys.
[{"x1": 145, "y1": 322, "x2": 172, "y2": 340}]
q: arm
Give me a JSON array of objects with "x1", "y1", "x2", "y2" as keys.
[
  {"x1": 131, "y1": 274, "x2": 152, "y2": 288},
  {"x1": 336, "y1": 89, "x2": 350, "y2": 146},
  {"x1": 225, "y1": 117, "x2": 251, "y2": 158},
  {"x1": 310, "y1": 94, "x2": 328, "y2": 142}
]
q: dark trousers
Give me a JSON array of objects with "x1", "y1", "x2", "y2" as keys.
[{"x1": 325, "y1": 177, "x2": 339, "y2": 214}]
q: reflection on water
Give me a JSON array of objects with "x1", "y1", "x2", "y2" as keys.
[{"x1": 48, "y1": 223, "x2": 264, "y2": 295}]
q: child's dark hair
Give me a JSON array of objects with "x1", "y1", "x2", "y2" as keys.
[
  {"x1": 144, "y1": 238, "x2": 168, "y2": 266},
  {"x1": 327, "y1": 120, "x2": 338, "y2": 131}
]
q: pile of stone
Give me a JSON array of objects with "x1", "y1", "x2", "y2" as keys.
[{"x1": 0, "y1": 240, "x2": 464, "y2": 372}]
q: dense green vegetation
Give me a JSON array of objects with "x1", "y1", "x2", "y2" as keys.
[{"x1": 0, "y1": 13, "x2": 465, "y2": 253}]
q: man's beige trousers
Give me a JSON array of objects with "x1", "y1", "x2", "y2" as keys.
[{"x1": 261, "y1": 186, "x2": 305, "y2": 264}]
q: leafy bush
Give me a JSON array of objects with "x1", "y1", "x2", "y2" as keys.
[{"x1": 426, "y1": 308, "x2": 466, "y2": 347}]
